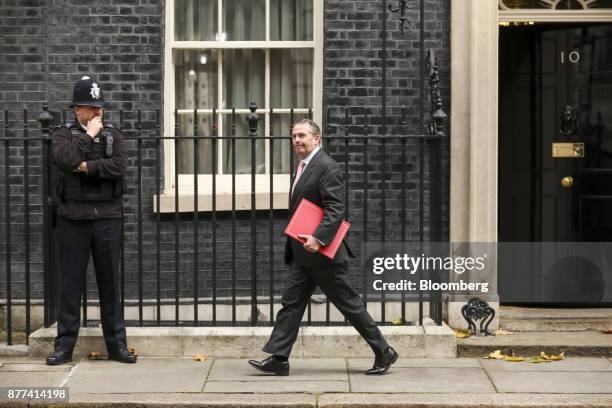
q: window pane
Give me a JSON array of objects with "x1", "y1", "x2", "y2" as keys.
[
  {"x1": 222, "y1": 114, "x2": 265, "y2": 174},
  {"x1": 176, "y1": 113, "x2": 214, "y2": 174},
  {"x1": 555, "y1": 0, "x2": 583, "y2": 9},
  {"x1": 270, "y1": 49, "x2": 313, "y2": 108},
  {"x1": 500, "y1": 0, "x2": 552, "y2": 8},
  {"x1": 175, "y1": 0, "x2": 217, "y2": 41},
  {"x1": 270, "y1": 0, "x2": 313, "y2": 41},
  {"x1": 591, "y1": 0, "x2": 612, "y2": 8},
  {"x1": 271, "y1": 113, "x2": 307, "y2": 174},
  {"x1": 223, "y1": 49, "x2": 265, "y2": 108},
  {"x1": 223, "y1": 0, "x2": 265, "y2": 41},
  {"x1": 175, "y1": 50, "x2": 217, "y2": 175},
  {"x1": 174, "y1": 50, "x2": 218, "y2": 110}
]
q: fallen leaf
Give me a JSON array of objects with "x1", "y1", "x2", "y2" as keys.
[
  {"x1": 193, "y1": 354, "x2": 207, "y2": 362},
  {"x1": 87, "y1": 351, "x2": 101, "y2": 360},
  {"x1": 548, "y1": 352, "x2": 565, "y2": 361},
  {"x1": 503, "y1": 355, "x2": 525, "y2": 362},
  {"x1": 391, "y1": 317, "x2": 405, "y2": 325},
  {"x1": 601, "y1": 329, "x2": 612, "y2": 334},
  {"x1": 527, "y1": 357, "x2": 551, "y2": 364},
  {"x1": 539, "y1": 351, "x2": 551, "y2": 360},
  {"x1": 484, "y1": 350, "x2": 505, "y2": 360},
  {"x1": 454, "y1": 329, "x2": 470, "y2": 338},
  {"x1": 495, "y1": 327, "x2": 513, "y2": 336}
]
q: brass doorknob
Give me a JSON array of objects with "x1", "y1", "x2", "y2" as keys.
[{"x1": 561, "y1": 176, "x2": 573, "y2": 188}]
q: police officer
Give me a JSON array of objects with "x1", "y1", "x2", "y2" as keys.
[{"x1": 46, "y1": 76, "x2": 136, "y2": 365}]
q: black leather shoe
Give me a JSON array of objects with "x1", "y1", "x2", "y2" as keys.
[
  {"x1": 248, "y1": 355, "x2": 289, "y2": 376},
  {"x1": 366, "y1": 346, "x2": 398, "y2": 375},
  {"x1": 108, "y1": 349, "x2": 137, "y2": 363},
  {"x1": 46, "y1": 350, "x2": 72, "y2": 366}
]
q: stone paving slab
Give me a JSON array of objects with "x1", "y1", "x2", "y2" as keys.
[
  {"x1": 489, "y1": 371, "x2": 612, "y2": 394},
  {"x1": 0, "y1": 363, "x2": 72, "y2": 372},
  {"x1": 66, "y1": 358, "x2": 212, "y2": 394},
  {"x1": 210, "y1": 358, "x2": 347, "y2": 381},
  {"x1": 348, "y1": 367, "x2": 496, "y2": 393},
  {"x1": 16, "y1": 392, "x2": 612, "y2": 407},
  {"x1": 0, "y1": 372, "x2": 68, "y2": 388},
  {"x1": 2, "y1": 357, "x2": 612, "y2": 406},
  {"x1": 0, "y1": 356, "x2": 71, "y2": 365},
  {"x1": 318, "y1": 393, "x2": 612, "y2": 407},
  {"x1": 480, "y1": 357, "x2": 612, "y2": 372},
  {"x1": 348, "y1": 357, "x2": 480, "y2": 369},
  {"x1": 74, "y1": 357, "x2": 211, "y2": 374},
  {"x1": 204, "y1": 380, "x2": 349, "y2": 393}
]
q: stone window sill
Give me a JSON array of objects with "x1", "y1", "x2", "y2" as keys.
[{"x1": 153, "y1": 191, "x2": 290, "y2": 213}]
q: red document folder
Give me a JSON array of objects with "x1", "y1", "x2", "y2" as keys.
[{"x1": 284, "y1": 198, "x2": 351, "y2": 260}]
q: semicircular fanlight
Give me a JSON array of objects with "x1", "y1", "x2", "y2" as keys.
[{"x1": 499, "y1": 0, "x2": 610, "y2": 9}]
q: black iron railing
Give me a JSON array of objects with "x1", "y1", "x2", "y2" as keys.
[
  {"x1": 1, "y1": 0, "x2": 446, "y2": 343},
  {"x1": 0, "y1": 52, "x2": 445, "y2": 343}
]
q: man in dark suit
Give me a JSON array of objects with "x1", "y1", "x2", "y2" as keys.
[{"x1": 248, "y1": 119, "x2": 397, "y2": 376}]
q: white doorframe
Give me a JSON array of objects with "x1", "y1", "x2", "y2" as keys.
[{"x1": 447, "y1": 2, "x2": 612, "y2": 328}]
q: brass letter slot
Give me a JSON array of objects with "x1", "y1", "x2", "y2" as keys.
[{"x1": 552, "y1": 142, "x2": 584, "y2": 158}]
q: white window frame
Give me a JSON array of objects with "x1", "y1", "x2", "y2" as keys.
[{"x1": 161, "y1": 0, "x2": 323, "y2": 212}]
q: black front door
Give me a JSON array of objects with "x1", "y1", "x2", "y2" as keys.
[{"x1": 498, "y1": 23, "x2": 612, "y2": 304}]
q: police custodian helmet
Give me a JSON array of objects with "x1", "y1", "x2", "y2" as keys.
[{"x1": 69, "y1": 76, "x2": 108, "y2": 108}]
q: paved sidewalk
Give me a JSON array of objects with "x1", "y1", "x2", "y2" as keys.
[{"x1": 1, "y1": 356, "x2": 612, "y2": 407}]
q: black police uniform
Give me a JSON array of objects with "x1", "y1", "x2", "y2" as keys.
[{"x1": 49, "y1": 77, "x2": 130, "y2": 361}]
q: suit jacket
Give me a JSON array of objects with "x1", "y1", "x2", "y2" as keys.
[{"x1": 284, "y1": 149, "x2": 355, "y2": 267}]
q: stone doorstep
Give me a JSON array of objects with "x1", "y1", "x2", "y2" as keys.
[
  {"x1": 498, "y1": 308, "x2": 612, "y2": 332},
  {"x1": 27, "y1": 324, "x2": 457, "y2": 358},
  {"x1": 499, "y1": 317, "x2": 612, "y2": 332},
  {"x1": 0, "y1": 344, "x2": 28, "y2": 357},
  {"x1": 457, "y1": 331, "x2": 612, "y2": 358}
]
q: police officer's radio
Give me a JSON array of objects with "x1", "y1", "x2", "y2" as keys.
[{"x1": 104, "y1": 131, "x2": 113, "y2": 158}]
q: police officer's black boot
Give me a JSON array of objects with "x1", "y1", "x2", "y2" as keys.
[
  {"x1": 108, "y1": 349, "x2": 137, "y2": 363},
  {"x1": 46, "y1": 350, "x2": 72, "y2": 366}
]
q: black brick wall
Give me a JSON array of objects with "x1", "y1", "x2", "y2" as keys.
[
  {"x1": 0, "y1": 0, "x2": 162, "y2": 113},
  {"x1": 0, "y1": 0, "x2": 451, "y2": 321},
  {"x1": 323, "y1": 0, "x2": 450, "y2": 244}
]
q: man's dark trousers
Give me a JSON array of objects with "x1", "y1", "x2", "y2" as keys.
[
  {"x1": 263, "y1": 262, "x2": 389, "y2": 358},
  {"x1": 54, "y1": 217, "x2": 127, "y2": 355}
]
